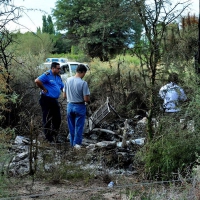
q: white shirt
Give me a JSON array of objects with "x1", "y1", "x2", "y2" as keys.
[{"x1": 159, "y1": 82, "x2": 187, "y2": 112}]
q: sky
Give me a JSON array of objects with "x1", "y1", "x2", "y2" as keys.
[
  {"x1": 6, "y1": 0, "x2": 199, "y2": 33},
  {"x1": 7, "y1": 0, "x2": 57, "y2": 33}
]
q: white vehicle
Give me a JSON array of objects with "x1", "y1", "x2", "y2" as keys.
[
  {"x1": 38, "y1": 58, "x2": 89, "y2": 82},
  {"x1": 38, "y1": 57, "x2": 68, "y2": 70},
  {"x1": 60, "y1": 61, "x2": 89, "y2": 82},
  {"x1": 45, "y1": 58, "x2": 68, "y2": 63}
]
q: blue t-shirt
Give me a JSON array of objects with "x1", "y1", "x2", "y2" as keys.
[{"x1": 38, "y1": 70, "x2": 64, "y2": 99}]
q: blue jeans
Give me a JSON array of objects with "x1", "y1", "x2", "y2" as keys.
[{"x1": 67, "y1": 103, "x2": 86, "y2": 146}]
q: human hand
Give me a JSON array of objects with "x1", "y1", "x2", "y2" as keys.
[{"x1": 42, "y1": 89, "x2": 48, "y2": 93}]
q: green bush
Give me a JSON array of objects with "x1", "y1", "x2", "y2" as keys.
[
  {"x1": 48, "y1": 52, "x2": 90, "y2": 63},
  {"x1": 135, "y1": 64, "x2": 200, "y2": 180},
  {"x1": 85, "y1": 57, "x2": 147, "y2": 117},
  {"x1": 138, "y1": 128, "x2": 200, "y2": 180}
]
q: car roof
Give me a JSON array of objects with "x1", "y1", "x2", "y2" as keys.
[
  {"x1": 61, "y1": 62, "x2": 88, "y2": 67},
  {"x1": 66, "y1": 62, "x2": 81, "y2": 64}
]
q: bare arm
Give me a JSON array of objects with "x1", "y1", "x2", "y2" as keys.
[
  {"x1": 35, "y1": 78, "x2": 48, "y2": 94},
  {"x1": 84, "y1": 95, "x2": 90, "y2": 103},
  {"x1": 63, "y1": 92, "x2": 67, "y2": 99}
]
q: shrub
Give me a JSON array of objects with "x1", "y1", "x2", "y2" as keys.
[
  {"x1": 138, "y1": 127, "x2": 200, "y2": 180},
  {"x1": 85, "y1": 57, "x2": 147, "y2": 117}
]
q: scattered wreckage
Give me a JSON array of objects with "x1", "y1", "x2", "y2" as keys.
[
  {"x1": 3, "y1": 98, "x2": 149, "y2": 177},
  {"x1": 85, "y1": 97, "x2": 146, "y2": 146},
  {"x1": 4, "y1": 96, "x2": 195, "y2": 177}
]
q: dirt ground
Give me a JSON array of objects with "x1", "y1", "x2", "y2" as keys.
[
  {"x1": 8, "y1": 177, "x2": 200, "y2": 200},
  {"x1": 17, "y1": 184, "x2": 127, "y2": 200},
  {"x1": 3, "y1": 143, "x2": 141, "y2": 200},
  {"x1": 3, "y1": 172, "x2": 200, "y2": 199},
  {"x1": 16, "y1": 180, "x2": 131, "y2": 200},
  {"x1": 3, "y1": 137, "x2": 200, "y2": 200}
]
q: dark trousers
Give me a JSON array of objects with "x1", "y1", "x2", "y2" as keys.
[{"x1": 39, "y1": 95, "x2": 61, "y2": 142}]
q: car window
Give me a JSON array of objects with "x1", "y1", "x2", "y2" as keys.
[
  {"x1": 70, "y1": 64, "x2": 79, "y2": 73},
  {"x1": 60, "y1": 64, "x2": 69, "y2": 74}
]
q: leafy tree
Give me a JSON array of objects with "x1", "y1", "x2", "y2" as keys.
[
  {"x1": 42, "y1": 15, "x2": 55, "y2": 35},
  {"x1": 41, "y1": 15, "x2": 70, "y2": 54},
  {"x1": 130, "y1": 0, "x2": 199, "y2": 180},
  {"x1": 161, "y1": 13, "x2": 198, "y2": 70},
  {"x1": 47, "y1": 15, "x2": 55, "y2": 35},
  {"x1": 11, "y1": 32, "x2": 55, "y2": 56},
  {"x1": 42, "y1": 15, "x2": 48, "y2": 33},
  {"x1": 53, "y1": 0, "x2": 143, "y2": 61},
  {"x1": 37, "y1": 27, "x2": 42, "y2": 34},
  {"x1": 52, "y1": 33, "x2": 71, "y2": 54},
  {"x1": 6, "y1": 30, "x2": 55, "y2": 128},
  {"x1": 0, "y1": 1, "x2": 22, "y2": 126}
]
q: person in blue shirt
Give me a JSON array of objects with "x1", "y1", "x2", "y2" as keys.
[{"x1": 35, "y1": 62, "x2": 64, "y2": 143}]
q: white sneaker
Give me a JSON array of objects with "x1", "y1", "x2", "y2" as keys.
[{"x1": 74, "y1": 144, "x2": 81, "y2": 150}]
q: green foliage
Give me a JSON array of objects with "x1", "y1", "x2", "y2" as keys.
[
  {"x1": 135, "y1": 61, "x2": 199, "y2": 181},
  {"x1": 0, "y1": 66, "x2": 18, "y2": 125},
  {"x1": 48, "y1": 53, "x2": 67, "y2": 58},
  {"x1": 42, "y1": 15, "x2": 48, "y2": 33},
  {"x1": 52, "y1": 33, "x2": 71, "y2": 54},
  {"x1": 138, "y1": 127, "x2": 200, "y2": 179},
  {"x1": 71, "y1": 45, "x2": 79, "y2": 55},
  {"x1": 85, "y1": 56, "x2": 147, "y2": 117},
  {"x1": 162, "y1": 14, "x2": 198, "y2": 65},
  {"x1": 5, "y1": 51, "x2": 48, "y2": 130},
  {"x1": 42, "y1": 15, "x2": 55, "y2": 35},
  {"x1": 41, "y1": 15, "x2": 70, "y2": 54},
  {"x1": 36, "y1": 149, "x2": 95, "y2": 184},
  {"x1": 11, "y1": 32, "x2": 55, "y2": 56},
  {"x1": 115, "y1": 54, "x2": 141, "y2": 66},
  {"x1": 10, "y1": 53, "x2": 47, "y2": 83},
  {"x1": 37, "y1": 27, "x2": 42, "y2": 33},
  {"x1": 66, "y1": 53, "x2": 90, "y2": 63},
  {"x1": 135, "y1": 64, "x2": 200, "y2": 180},
  {"x1": 48, "y1": 50, "x2": 89, "y2": 63},
  {"x1": 53, "y1": 0, "x2": 143, "y2": 61},
  {"x1": 131, "y1": 0, "x2": 194, "y2": 140},
  {"x1": 0, "y1": 170, "x2": 11, "y2": 198},
  {"x1": 0, "y1": 130, "x2": 17, "y2": 198},
  {"x1": 47, "y1": 15, "x2": 55, "y2": 35},
  {"x1": 39, "y1": 163, "x2": 93, "y2": 183}
]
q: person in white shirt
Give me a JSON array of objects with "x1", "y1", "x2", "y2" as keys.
[
  {"x1": 63, "y1": 64, "x2": 90, "y2": 149},
  {"x1": 159, "y1": 73, "x2": 187, "y2": 113}
]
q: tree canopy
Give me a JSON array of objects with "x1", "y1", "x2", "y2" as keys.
[
  {"x1": 52, "y1": 0, "x2": 143, "y2": 61},
  {"x1": 42, "y1": 15, "x2": 55, "y2": 35},
  {"x1": 11, "y1": 32, "x2": 55, "y2": 56}
]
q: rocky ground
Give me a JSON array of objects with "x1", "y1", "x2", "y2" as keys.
[
  {"x1": 1, "y1": 111, "x2": 200, "y2": 200},
  {"x1": 2, "y1": 140, "x2": 200, "y2": 200}
]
